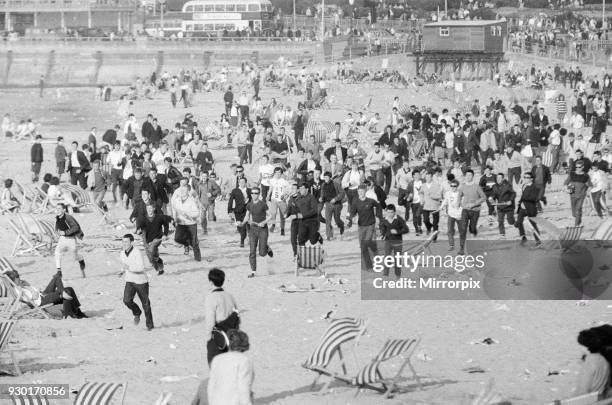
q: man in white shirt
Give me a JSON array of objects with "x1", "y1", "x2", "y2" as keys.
[
  {"x1": 381, "y1": 143, "x2": 396, "y2": 194},
  {"x1": 367, "y1": 113, "x2": 380, "y2": 133},
  {"x1": 258, "y1": 155, "x2": 275, "y2": 200},
  {"x1": 267, "y1": 167, "x2": 289, "y2": 235},
  {"x1": 238, "y1": 91, "x2": 250, "y2": 123},
  {"x1": 107, "y1": 141, "x2": 125, "y2": 204},
  {"x1": 440, "y1": 181, "x2": 464, "y2": 252},
  {"x1": 120, "y1": 233, "x2": 153, "y2": 331},
  {"x1": 172, "y1": 185, "x2": 202, "y2": 261},
  {"x1": 341, "y1": 160, "x2": 364, "y2": 221},
  {"x1": 570, "y1": 110, "x2": 585, "y2": 130},
  {"x1": 548, "y1": 124, "x2": 562, "y2": 173}
]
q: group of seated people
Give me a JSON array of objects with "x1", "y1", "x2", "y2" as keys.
[{"x1": 3, "y1": 268, "x2": 87, "y2": 319}]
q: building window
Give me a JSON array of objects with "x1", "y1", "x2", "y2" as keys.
[
  {"x1": 226, "y1": 4, "x2": 235, "y2": 11},
  {"x1": 491, "y1": 26, "x2": 495, "y2": 35},
  {"x1": 248, "y1": 3, "x2": 259, "y2": 11},
  {"x1": 439, "y1": 27, "x2": 449, "y2": 36},
  {"x1": 496, "y1": 26, "x2": 502, "y2": 36},
  {"x1": 236, "y1": 4, "x2": 246, "y2": 11}
]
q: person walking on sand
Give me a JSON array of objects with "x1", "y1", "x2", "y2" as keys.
[
  {"x1": 120, "y1": 233, "x2": 154, "y2": 331},
  {"x1": 240, "y1": 187, "x2": 273, "y2": 278},
  {"x1": 54, "y1": 203, "x2": 86, "y2": 278}
]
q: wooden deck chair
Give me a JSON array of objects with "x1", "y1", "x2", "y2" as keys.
[
  {"x1": 352, "y1": 338, "x2": 422, "y2": 398},
  {"x1": 0, "y1": 274, "x2": 21, "y2": 318},
  {"x1": 12, "y1": 180, "x2": 36, "y2": 212},
  {"x1": 531, "y1": 218, "x2": 583, "y2": 251},
  {"x1": 30, "y1": 187, "x2": 52, "y2": 214},
  {"x1": 11, "y1": 395, "x2": 51, "y2": 405},
  {"x1": 302, "y1": 317, "x2": 367, "y2": 393},
  {"x1": 550, "y1": 391, "x2": 611, "y2": 405},
  {"x1": 592, "y1": 219, "x2": 612, "y2": 240},
  {"x1": 9, "y1": 217, "x2": 47, "y2": 257},
  {"x1": 0, "y1": 320, "x2": 21, "y2": 375},
  {"x1": 295, "y1": 245, "x2": 325, "y2": 277},
  {"x1": 153, "y1": 392, "x2": 172, "y2": 405},
  {"x1": 403, "y1": 231, "x2": 438, "y2": 256},
  {"x1": 91, "y1": 203, "x2": 119, "y2": 227},
  {"x1": 0, "y1": 272, "x2": 51, "y2": 320},
  {"x1": 74, "y1": 382, "x2": 127, "y2": 405},
  {"x1": 60, "y1": 184, "x2": 92, "y2": 209}
]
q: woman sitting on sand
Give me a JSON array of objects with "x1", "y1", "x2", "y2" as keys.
[
  {"x1": 573, "y1": 328, "x2": 612, "y2": 399},
  {"x1": 1, "y1": 179, "x2": 21, "y2": 212}
]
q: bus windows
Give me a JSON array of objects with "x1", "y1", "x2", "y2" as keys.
[
  {"x1": 194, "y1": 24, "x2": 204, "y2": 31},
  {"x1": 204, "y1": 4, "x2": 214, "y2": 11},
  {"x1": 194, "y1": 4, "x2": 203, "y2": 11},
  {"x1": 236, "y1": 3, "x2": 246, "y2": 11},
  {"x1": 254, "y1": 20, "x2": 261, "y2": 30},
  {"x1": 185, "y1": 24, "x2": 194, "y2": 31},
  {"x1": 226, "y1": 3, "x2": 235, "y2": 11},
  {"x1": 247, "y1": 3, "x2": 259, "y2": 11},
  {"x1": 214, "y1": 4, "x2": 224, "y2": 11},
  {"x1": 185, "y1": 5, "x2": 193, "y2": 12},
  {"x1": 204, "y1": 24, "x2": 214, "y2": 31}
]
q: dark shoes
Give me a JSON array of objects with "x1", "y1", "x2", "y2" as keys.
[
  {"x1": 79, "y1": 260, "x2": 86, "y2": 278},
  {"x1": 280, "y1": 229, "x2": 285, "y2": 236},
  {"x1": 267, "y1": 248, "x2": 274, "y2": 258}
]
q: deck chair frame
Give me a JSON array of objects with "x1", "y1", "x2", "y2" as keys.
[
  {"x1": 9, "y1": 219, "x2": 46, "y2": 257},
  {"x1": 550, "y1": 391, "x2": 612, "y2": 405},
  {"x1": 0, "y1": 320, "x2": 21, "y2": 375},
  {"x1": 74, "y1": 381, "x2": 128, "y2": 405},
  {"x1": 0, "y1": 274, "x2": 21, "y2": 318},
  {"x1": 30, "y1": 187, "x2": 53, "y2": 214},
  {"x1": 0, "y1": 273, "x2": 51, "y2": 320},
  {"x1": 302, "y1": 318, "x2": 368, "y2": 394},
  {"x1": 530, "y1": 218, "x2": 583, "y2": 252},
  {"x1": 295, "y1": 245, "x2": 325, "y2": 277},
  {"x1": 353, "y1": 337, "x2": 423, "y2": 398},
  {"x1": 153, "y1": 392, "x2": 172, "y2": 405}
]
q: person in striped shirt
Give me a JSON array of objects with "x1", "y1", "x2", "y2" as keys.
[
  {"x1": 267, "y1": 167, "x2": 290, "y2": 235},
  {"x1": 556, "y1": 94, "x2": 568, "y2": 122}
]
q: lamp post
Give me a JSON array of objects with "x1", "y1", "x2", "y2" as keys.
[
  {"x1": 293, "y1": 0, "x2": 296, "y2": 32},
  {"x1": 321, "y1": 0, "x2": 325, "y2": 41}
]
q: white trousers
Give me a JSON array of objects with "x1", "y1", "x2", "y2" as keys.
[{"x1": 55, "y1": 236, "x2": 83, "y2": 269}]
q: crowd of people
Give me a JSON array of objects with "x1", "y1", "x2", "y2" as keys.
[{"x1": 3, "y1": 56, "x2": 612, "y2": 402}]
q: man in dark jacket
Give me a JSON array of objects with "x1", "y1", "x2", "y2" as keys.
[
  {"x1": 223, "y1": 86, "x2": 234, "y2": 116},
  {"x1": 149, "y1": 118, "x2": 164, "y2": 147},
  {"x1": 320, "y1": 171, "x2": 345, "y2": 240},
  {"x1": 139, "y1": 205, "x2": 173, "y2": 275},
  {"x1": 149, "y1": 167, "x2": 170, "y2": 210},
  {"x1": 516, "y1": 172, "x2": 541, "y2": 245},
  {"x1": 227, "y1": 176, "x2": 251, "y2": 247},
  {"x1": 122, "y1": 167, "x2": 156, "y2": 210},
  {"x1": 102, "y1": 125, "x2": 120, "y2": 146},
  {"x1": 531, "y1": 156, "x2": 552, "y2": 212},
  {"x1": 54, "y1": 203, "x2": 86, "y2": 278},
  {"x1": 324, "y1": 138, "x2": 348, "y2": 163},
  {"x1": 141, "y1": 114, "x2": 154, "y2": 143},
  {"x1": 491, "y1": 173, "x2": 516, "y2": 237},
  {"x1": 295, "y1": 182, "x2": 320, "y2": 245},
  {"x1": 67, "y1": 141, "x2": 91, "y2": 189},
  {"x1": 31, "y1": 134, "x2": 43, "y2": 182}
]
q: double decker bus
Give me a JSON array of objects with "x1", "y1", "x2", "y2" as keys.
[{"x1": 181, "y1": 0, "x2": 274, "y2": 36}]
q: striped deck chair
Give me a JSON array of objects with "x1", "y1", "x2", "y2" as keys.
[
  {"x1": 60, "y1": 184, "x2": 93, "y2": 209},
  {"x1": 0, "y1": 267, "x2": 52, "y2": 320},
  {"x1": 352, "y1": 338, "x2": 422, "y2": 398},
  {"x1": 74, "y1": 382, "x2": 127, "y2": 405},
  {"x1": 9, "y1": 215, "x2": 49, "y2": 257},
  {"x1": 12, "y1": 180, "x2": 36, "y2": 212},
  {"x1": 0, "y1": 274, "x2": 20, "y2": 317},
  {"x1": 295, "y1": 245, "x2": 325, "y2": 277},
  {"x1": 153, "y1": 392, "x2": 172, "y2": 405},
  {"x1": 592, "y1": 219, "x2": 612, "y2": 240},
  {"x1": 11, "y1": 395, "x2": 50, "y2": 405},
  {"x1": 302, "y1": 317, "x2": 367, "y2": 393},
  {"x1": 551, "y1": 391, "x2": 612, "y2": 405},
  {"x1": 531, "y1": 218, "x2": 583, "y2": 252},
  {"x1": 0, "y1": 320, "x2": 21, "y2": 375}
]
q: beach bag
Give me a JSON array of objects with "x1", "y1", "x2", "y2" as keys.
[{"x1": 521, "y1": 145, "x2": 533, "y2": 158}]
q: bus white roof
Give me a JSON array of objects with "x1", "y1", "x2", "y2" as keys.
[{"x1": 183, "y1": 0, "x2": 271, "y2": 4}]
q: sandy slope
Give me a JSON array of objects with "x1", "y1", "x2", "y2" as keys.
[{"x1": 0, "y1": 67, "x2": 609, "y2": 405}]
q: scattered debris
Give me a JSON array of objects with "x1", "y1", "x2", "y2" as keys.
[
  {"x1": 169, "y1": 344, "x2": 177, "y2": 349},
  {"x1": 159, "y1": 375, "x2": 199, "y2": 383},
  {"x1": 470, "y1": 337, "x2": 499, "y2": 345},
  {"x1": 416, "y1": 352, "x2": 432, "y2": 362},
  {"x1": 493, "y1": 304, "x2": 510, "y2": 312},
  {"x1": 463, "y1": 366, "x2": 486, "y2": 373}
]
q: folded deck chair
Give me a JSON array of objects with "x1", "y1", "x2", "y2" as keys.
[
  {"x1": 74, "y1": 382, "x2": 127, "y2": 405},
  {"x1": 11, "y1": 395, "x2": 51, "y2": 405},
  {"x1": 352, "y1": 338, "x2": 422, "y2": 398},
  {"x1": 153, "y1": 392, "x2": 172, "y2": 405},
  {"x1": 531, "y1": 218, "x2": 583, "y2": 252},
  {"x1": 0, "y1": 273, "x2": 20, "y2": 318},
  {"x1": 550, "y1": 391, "x2": 612, "y2": 405},
  {"x1": 12, "y1": 180, "x2": 36, "y2": 212},
  {"x1": 296, "y1": 245, "x2": 325, "y2": 277},
  {"x1": 9, "y1": 217, "x2": 47, "y2": 257},
  {"x1": 0, "y1": 320, "x2": 21, "y2": 375},
  {"x1": 303, "y1": 317, "x2": 367, "y2": 393}
]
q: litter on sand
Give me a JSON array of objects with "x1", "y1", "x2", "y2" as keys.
[{"x1": 159, "y1": 375, "x2": 199, "y2": 383}]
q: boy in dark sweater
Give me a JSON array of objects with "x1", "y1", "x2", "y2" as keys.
[
  {"x1": 139, "y1": 205, "x2": 173, "y2": 275},
  {"x1": 380, "y1": 204, "x2": 409, "y2": 277},
  {"x1": 31, "y1": 134, "x2": 43, "y2": 182}
]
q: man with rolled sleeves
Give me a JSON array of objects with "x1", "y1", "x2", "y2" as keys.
[
  {"x1": 348, "y1": 184, "x2": 382, "y2": 271},
  {"x1": 241, "y1": 187, "x2": 273, "y2": 278}
]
